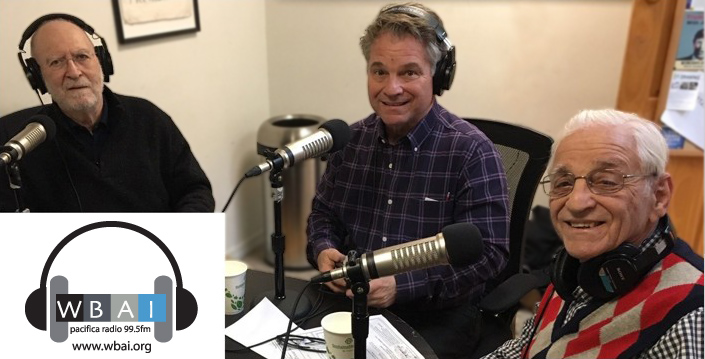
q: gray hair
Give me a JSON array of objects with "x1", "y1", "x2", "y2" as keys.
[
  {"x1": 550, "y1": 109, "x2": 668, "y2": 177},
  {"x1": 359, "y1": 2, "x2": 444, "y2": 75}
]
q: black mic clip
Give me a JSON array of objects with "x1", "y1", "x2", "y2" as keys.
[
  {"x1": 345, "y1": 250, "x2": 359, "y2": 266},
  {"x1": 343, "y1": 250, "x2": 371, "y2": 285},
  {"x1": 262, "y1": 148, "x2": 277, "y2": 161},
  {"x1": 342, "y1": 250, "x2": 360, "y2": 287}
]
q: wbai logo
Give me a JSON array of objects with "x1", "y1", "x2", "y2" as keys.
[{"x1": 25, "y1": 221, "x2": 198, "y2": 343}]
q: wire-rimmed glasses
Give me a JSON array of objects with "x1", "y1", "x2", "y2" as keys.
[{"x1": 540, "y1": 169, "x2": 655, "y2": 198}]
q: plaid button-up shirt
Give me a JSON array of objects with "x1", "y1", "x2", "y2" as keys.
[{"x1": 307, "y1": 102, "x2": 510, "y2": 309}]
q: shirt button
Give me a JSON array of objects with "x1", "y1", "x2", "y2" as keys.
[
  {"x1": 387, "y1": 199, "x2": 393, "y2": 205},
  {"x1": 388, "y1": 163, "x2": 393, "y2": 169},
  {"x1": 382, "y1": 236, "x2": 387, "y2": 242}
]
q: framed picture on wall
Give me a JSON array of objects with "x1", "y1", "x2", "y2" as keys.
[{"x1": 112, "y1": 0, "x2": 200, "y2": 44}]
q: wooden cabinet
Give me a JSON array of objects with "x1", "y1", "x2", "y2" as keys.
[
  {"x1": 667, "y1": 149, "x2": 704, "y2": 255},
  {"x1": 617, "y1": 0, "x2": 703, "y2": 255}
]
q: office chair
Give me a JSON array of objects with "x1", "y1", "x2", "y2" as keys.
[{"x1": 463, "y1": 118, "x2": 553, "y2": 358}]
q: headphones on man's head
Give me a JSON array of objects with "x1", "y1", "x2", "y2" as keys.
[
  {"x1": 17, "y1": 13, "x2": 114, "y2": 95},
  {"x1": 550, "y1": 221, "x2": 675, "y2": 301},
  {"x1": 382, "y1": 5, "x2": 456, "y2": 96}
]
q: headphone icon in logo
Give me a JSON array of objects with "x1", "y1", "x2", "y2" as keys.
[{"x1": 25, "y1": 221, "x2": 197, "y2": 343}]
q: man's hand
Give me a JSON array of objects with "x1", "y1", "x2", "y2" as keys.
[
  {"x1": 346, "y1": 276, "x2": 397, "y2": 308},
  {"x1": 317, "y1": 248, "x2": 347, "y2": 293}
]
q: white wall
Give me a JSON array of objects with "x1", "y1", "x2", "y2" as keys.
[{"x1": 0, "y1": 0, "x2": 633, "y2": 258}]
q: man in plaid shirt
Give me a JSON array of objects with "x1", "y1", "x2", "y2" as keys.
[{"x1": 306, "y1": 3, "x2": 510, "y2": 358}]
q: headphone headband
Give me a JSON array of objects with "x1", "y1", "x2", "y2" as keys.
[
  {"x1": 39, "y1": 221, "x2": 184, "y2": 288},
  {"x1": 19, "y1": 13, "x2": 96, "y2": 50},
  {"x1": 383, "y1": 5, "x2": 451, "y2": 51}
]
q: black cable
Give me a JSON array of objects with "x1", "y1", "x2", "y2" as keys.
[
  {"x1": 226, "y1": 282, "x2": 326, "y2": 354},
  {"x1": 225, "y1": 322, "x2": 309, "y2": 353},
  {"x1": 280, "y1": 281, "x2": 314, "y2": 359},
  {"x1": 53, "y1": 139, "x2": 83, "y2": 212},
  {"x1": 221, "y1": 174, "x2": 247, "y2": 212},
  {"x1": 34, "y1": 89, "x2": 45, "y2": 106}
]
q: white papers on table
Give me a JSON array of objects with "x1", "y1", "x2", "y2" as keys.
[
  {"x1": 289, "y1": 315, "x2": 425, "y2": 359},
  {"x1": 226, "y1": 298, "x2": 424, "y2": 359},
  {"x1": 225, "y1": 297, "x2": 305, "y2": 359}
]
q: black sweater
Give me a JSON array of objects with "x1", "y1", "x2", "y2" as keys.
[{"x1": 0, "y1": 87, "x2": 214, "y2": 212}]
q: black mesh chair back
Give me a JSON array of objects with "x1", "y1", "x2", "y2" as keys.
[
  {"x1": 465, "y1": 118, "x2": 552, "y2": 284},
  {"x1": 464, "y1": 118, "x2": 552, "y2": 358}
]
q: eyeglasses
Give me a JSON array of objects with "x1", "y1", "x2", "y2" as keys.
[
  {"x1": 46, "y1": 52, "x2": 95, "y2": 70},
  {"x1": 540, "y1": 169, "x2": 655, "y2": 198},
  {"x1": 276, "y1": 334, "x2": 326, "y2": 353}
]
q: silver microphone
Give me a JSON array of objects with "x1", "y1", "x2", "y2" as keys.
[
  {"x1": 0, "y1": 115, "x2": 56, "y2": 166},
  {"x1": 246, "y1": 119, "x2": 350, "y2": 178},
  {"x1": 311, "y1": 222, "x2": 483, "y2": 283}
]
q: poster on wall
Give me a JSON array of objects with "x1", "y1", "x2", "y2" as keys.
[
  {"x1": 675, "y1": 10, "x2": 703, "y2": 71},
  {"x1": 112, "y1": 0, "x2": 200, "y2": 44}
]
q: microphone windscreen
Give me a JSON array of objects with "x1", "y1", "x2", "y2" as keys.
[
  {"x1": 442, "y1": 222, "x2": 484, "y2": 266},
  {"x1": 29, "y1": 114, "x2": 56, "y2": 141},
  {"x1": 319, "y1": 119, "x2": 350, "y2": 153}
]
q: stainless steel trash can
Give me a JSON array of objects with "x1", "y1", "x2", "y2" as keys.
[{"x1": 257, "y1": 114, "x2": 327, "y2": 270}]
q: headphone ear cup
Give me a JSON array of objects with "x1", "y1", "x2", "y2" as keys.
[
  {"x1": 432, "y1": 54, "x2": 448, "y2": 96},
  {"x1": 578, "y1": 245, "x2": 640, "y2": 300},
  {"x1": 25, "y1": 57, "x2": 47, "y2": 94},
  {"x1": 550, "y1": 247, "x2": 580, "y2": 301},
  {"x1": 432, "y1": 48, "x2": 456, "y2": 96},
  {"x1": 26, "y1": 287, "x2": 47, "y2": 330},
  {"x1": 94, "y1": 45, "x2": 113, "y2": 82},
  {"x1": 175, "y1": 287, "x2": 197, "y2": 331}
]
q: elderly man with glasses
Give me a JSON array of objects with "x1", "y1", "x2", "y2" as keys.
[
  {"x1": 0, "y1": 14, "x2": 214, "y2": 212},
  {"x1": 482, "y1": 109, "x2": 703, "y2": 359}
]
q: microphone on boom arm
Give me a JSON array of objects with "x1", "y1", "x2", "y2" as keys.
[
  {"x1": 0, "y1": 114, "x2": 56, "y2": 167},
  {"x1": 245, "y1": 119, "x2": 350, "y2": 178},
  {"x1": 311, "y1": 222, "x2": 484, "y2": 283}
]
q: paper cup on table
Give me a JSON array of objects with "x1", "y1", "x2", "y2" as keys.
[
  {"x1": 321, "y1": 311, "x2": 354, "y2": 359},
  {"x1": 225, "y1": 260, "x2": 247, "y2": 315}
]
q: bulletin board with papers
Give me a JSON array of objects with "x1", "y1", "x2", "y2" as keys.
[{"x1": 662, "y1": 9, "x2": 704, "y2": 149}]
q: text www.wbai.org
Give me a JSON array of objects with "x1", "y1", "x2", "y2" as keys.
[{"x1": 72, "y1": 341, "x2": 152, "y2": 353}]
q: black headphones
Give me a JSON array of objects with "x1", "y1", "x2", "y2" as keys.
[
  {"x1": 25, "y1": 221, "x2": 197, "y2": 343},
  {"x1": 549, "y1": 221, "x2": 675, "y2": 301},
  {"x1": 382, "y1": 5, "x2": 456, "y2": 96},
  {"x1": 17, "y1": 13, "x2": 114, "y2": 95}
]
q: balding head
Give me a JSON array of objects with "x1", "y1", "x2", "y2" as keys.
[{"x1": 30, "y1": 19, "x2": 93, "y2": 60}]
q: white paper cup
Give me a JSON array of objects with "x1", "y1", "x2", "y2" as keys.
[
  {"x1": 321, "y1": 311, "x2": 354, "y2": 359},
  {"x1": 225, "y1": 260, "x2": 247, "y2": 315}
]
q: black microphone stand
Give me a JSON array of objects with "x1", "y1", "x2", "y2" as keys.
[
  {"x1": 4, "y1": 162, "x2": 28, "y2": 212},
  {"x1": 251, "y1": 159, "x2": 311, "y2": 320},
  {"x1": 343, "y1": 251, "x2": 370, "y2": 359}
]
